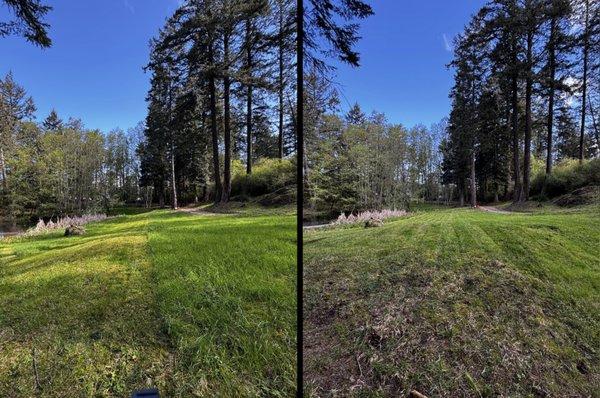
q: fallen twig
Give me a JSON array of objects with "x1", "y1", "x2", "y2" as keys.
[
  {"x1": 409, "y1": 390, "x2": 428, "y2": 398},
  {"x1": 355, "y1": 353, "x2": 363, "y2": 378},
  {"x1": 32, "y1": 347, "x2": 41, "y2": 391}
]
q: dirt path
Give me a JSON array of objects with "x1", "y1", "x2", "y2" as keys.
[
  {"x1": 303, "y1": 223, "x2": 332, "y2": 230},
  {"x1": 478, "y1": 205, "x2": 513, "y2": 214},
  {"x1": 176, "y1": 207, "x2": 222, "y2": 216}
]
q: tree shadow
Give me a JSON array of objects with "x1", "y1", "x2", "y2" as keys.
[{"x1": 0, "y1": 225, "x2": 176, "y2": 396}]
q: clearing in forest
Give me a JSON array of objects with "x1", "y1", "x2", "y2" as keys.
[
  {"x1": 304, "y1": 204, "x2": 600, "y2": 397},
  {"x1": 0, "y1": 206, "x2": 296, "y2": 397}
]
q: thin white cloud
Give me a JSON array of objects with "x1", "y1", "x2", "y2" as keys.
[
  {"x1": 124, "y1": 0, "x2": 135, "y2": 14},
  {"x1": 442, "y1": 34, "x2": 452, "y2": 52}
]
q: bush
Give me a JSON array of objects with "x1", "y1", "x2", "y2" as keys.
[
  {"x1": 530, "y1": 158, "x2": 600, "y2": 199},
  {"x1": 231, "y1": 158, "x2": 296, "y2": 198}
]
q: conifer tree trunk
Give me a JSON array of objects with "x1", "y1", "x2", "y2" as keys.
[
  {"x1": 579, "y1": 0, "x2": 589, "y2": 162},
  {"x1": 589, "y1": 95, "x2": 599, "y2": 145},
  {"x1": 170, "y1": 140, "x2": 178, "y2": 209},
  {"x1": 168, "y1": 73, "x2": 178, "y2": 210},
  {"x1": 246, "y1": 20, "x2": 253, "y2": 174},
  {"x1": 524, "y1": 29, "x2": 533, "y2": 200},
  {"x1": 277, "y1": 6, "x2": 285, "y2": 159},
  {"x1": 208, "y1": 42, "x2": 222, "y2": 203},
  {"x1": 222, "y1": 33, "x2": 232, "y2": 203},
  {"x1": 470, "y1": 150, "x2": 477, "y2": 207},
  {"x1": 0, "y1": 147, "x2": 7, "y2": 191},
  {"x1": 511, "y1": 64, "x2": 522, "y2": 202},
  {"x1": 157, "y1": 180, "x2": 165, "y2": 208},
  {"x1": 547, "y1": 17, "x2": 557, "y2": 175}
]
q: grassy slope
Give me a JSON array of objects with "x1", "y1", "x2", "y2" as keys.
[
  {"x1": 0, "y1": 206, "x2": 296, "y2": 397},
  {"x1": 304, "y1": 205, "x2": 599, "y2": 397}
]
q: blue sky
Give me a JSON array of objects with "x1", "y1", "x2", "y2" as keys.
[
  {"x1": 1, "y1": 0, "x2": 487, "y2": 132},
  {"x1": 0, "y1": 0, "x2": 180, "y2": 132},
  {"x1": 330, "y1": 0, "x2": 487, "y2": 128}
]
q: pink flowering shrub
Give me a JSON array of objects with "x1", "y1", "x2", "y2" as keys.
[
  {"x1": 26, "y1": 214, "x2": 108, "y2": 236},
  {"x1": 333, "y1": 209, "x2": 407, "y2": 225}
]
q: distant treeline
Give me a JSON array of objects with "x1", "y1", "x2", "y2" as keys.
[
  {"x1": 304, "y1": 71, "x2": 445, "y2": 216},
  {"x1": 0, "y1": 0, "x2": 298, "y2": 220},
  {"x1": 0, "y1": 73, "x2": 144, "y2": 221},
  {"x1": 442, "y1": 0, "x2": 599, "y2": 205}
]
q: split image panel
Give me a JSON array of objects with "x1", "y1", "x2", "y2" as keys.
[{"x1": 1, "y1": 0, "x2": 599, "y2": 396}]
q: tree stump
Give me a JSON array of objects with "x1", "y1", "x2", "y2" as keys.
[
  {"x1": 64, "y1": 225, "x2": 85, "y2": 236},
  {"x1": 364, "y1": 218, "x2": 383, "y2": 228}
]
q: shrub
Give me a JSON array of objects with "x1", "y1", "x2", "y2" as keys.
[
  {"x1": 231, "y1": 158, "x2": 296, "y2": 198},
  {"x1": 530, "y1": 158, "x2": 600, "y2": 199}
]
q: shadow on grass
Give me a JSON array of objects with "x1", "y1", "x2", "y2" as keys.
[{"x1": 0, "y1": 213, "x2": 178, "y2": 396}]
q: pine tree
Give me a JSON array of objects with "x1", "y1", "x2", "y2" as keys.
[
  {"x1": 540, "y1": 0, "x2": 574, "y2": 174},
  {"x1": 346, "y1": 103, "x2": 366, "y2": 125},
  {"x1": 42, "y1": 109, "x2": 63, "y2": 131},
  {"x1": 0, "y1": 72, "x2": 36, "y2": 200},
  {"x1": 273, "y1": 0, "x2": 295, "y2": 159},
  {"x1": 572, "y1": 0, "x2": 600, "y2": 161},
  {"x1": 138, "y1": 0, "x2": 296, "y2": 206},
  {"x1": 522, "y1": 0, "x2": 544, "y2": 200}
]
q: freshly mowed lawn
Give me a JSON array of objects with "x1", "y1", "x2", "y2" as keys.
[
  {"x1": 304, "y1": 205, "x2": 599, "y2": 397},
  {"x1": 0, "y1": 207, "x2": 296, "y2": 397}
]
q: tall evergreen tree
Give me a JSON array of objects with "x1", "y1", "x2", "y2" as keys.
[{"x1": 0, "y1": 72, "x2": 36, "y2": 207}]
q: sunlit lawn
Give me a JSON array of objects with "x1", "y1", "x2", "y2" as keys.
[{"x1": 0, "y1": 206, "x2": 296, "y2": 397}]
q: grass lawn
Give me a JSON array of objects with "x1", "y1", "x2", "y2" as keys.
[
  {"x1": 0, "y1": 205, "x2": 296, "y2": 397},
  {"x1": 304, "y1": 204, "x2": 599, "y2": 397}
]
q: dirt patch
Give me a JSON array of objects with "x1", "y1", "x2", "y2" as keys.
[
  {"x1": 478, "y1": 206, "x2": 513, "y2": 214},
  {"x1": 176, "y1": 206, "x2": 227, "y2": 216},
  {"x1": 304, "y1": 258, "x2": 598, "y2": 397}
]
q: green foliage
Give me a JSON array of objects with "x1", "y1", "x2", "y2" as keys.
[
  {"x1": 306, "y1": 109, "x2": 441, "y2": 217},
  {"x1": 2, "y1": 122, "x2": 139, "y2": 220},
  {"x1": 531, "y1": 157, "x2": 600, "y2": 198},
  {"x1": 231, "y1": 158, "x2": 295, "y2": 198}
]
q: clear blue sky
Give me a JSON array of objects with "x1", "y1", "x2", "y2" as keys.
[
  {"x1": 0, "y1": 0, "x2": 180, "y2": 132},
  {"x1": 330, "y1": 0, "x2": 486, "y2": 128},
  {"x1": 1, "y1": 1, "x2": 487, "y2": 132}
]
